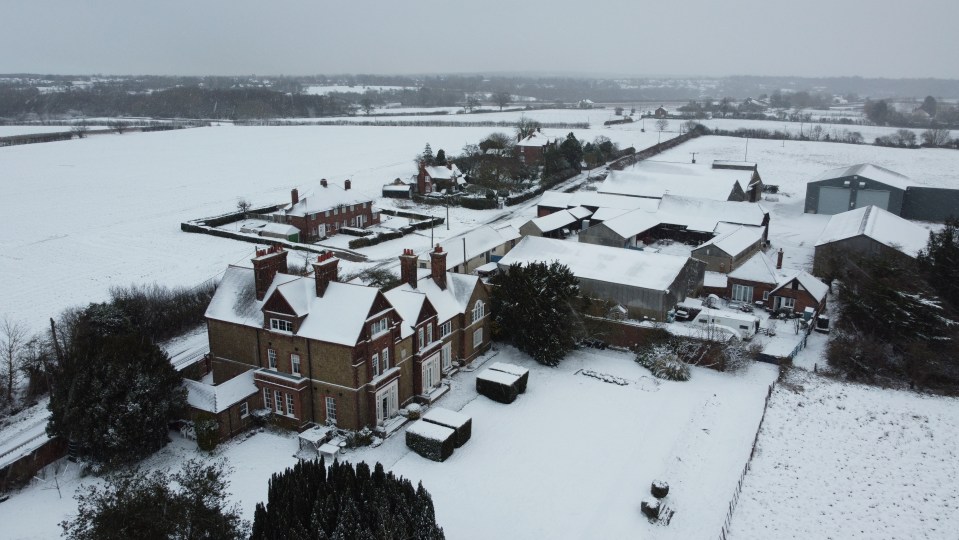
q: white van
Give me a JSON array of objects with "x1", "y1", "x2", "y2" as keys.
[{"x1": 692, "y1": 309, "x2": 760, "y2": 340}]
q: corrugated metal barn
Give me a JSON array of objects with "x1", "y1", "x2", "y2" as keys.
[{"x1": 804, "y1": 164, "x2": 911, "y2": 216}]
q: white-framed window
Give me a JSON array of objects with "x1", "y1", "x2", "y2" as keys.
[
  {"x1": 334, "y1": 206, "x2": 339, "y2": 215},
  {"x1": 273, "y1": 390, "x2": 282, "y2": 412},
  {"x1": 427, "y1": 323, "x2": 433, "y2": 344},
  {"x1": 372, "y1": 353, "x2": 380, "y2": 377},
  {"x1": 731, "y1": 284, "x2": 753, "y2": 303},
  {"x1": 440, "y1": 321, "x2": 452, "y2": 337},
  {"x1": 382, "y1": 347, "x2": 390, "y2": 370},
  {"x1": 370, "y1": 318, "x2": 388, "y2": 336},
  {"x1": 267, "y1": 348, "x2": 277, "y2": 369},
  {"x1": 350, "y1": 217, "x2": 356, "y2": 227},
  {"x1": 270, "y1": 318, "x2": 293, "y2": 333},
  {"x1": 240, "y1": 402, "x2": 249, "y2": 418},
  {"x1": 441, "y1": 342, "x2": 452, "y2": 371},
  {"x1": 311, "y1": 214, "x2": 316, "y2": 221},
  {"x1": 285, "y1": 393, "x2": 295, "y2": 417},
  {"x1": 325, "y1": 396, "x2": 337, "y2": 423},
  {"x1": 781, "y1": 296, "x2": 796, "y2": 310},
  {"x1": 325, "y1": 210, "x2": 330, "y2": 217},
  {"x1": 418, "y1": 327, "x2": 425, "y2": 349},
  {"x1": 263, "y1": 388, "x2": 270, "y2": 409},
  {"x1": 762, "y1": 290, "x2": 770, "y2": 301},
  {"x1": 471, "y1": 300, "x2": 485, "y2": 323},
  {"x1": 473, "y1": 328, "x2": 483, "y2": 348},
  {"x1": 291, "y1": 354, "x2": 301, "y2": 375}
]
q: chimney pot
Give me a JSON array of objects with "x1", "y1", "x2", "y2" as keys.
[
  {"x1": 399, "y1": 248, "x2": 418, "y2": 288},
  {"x1": 291, "y1": 188, "x2": 299, "y2": 205},
  {"x1": 252, "y1": 246, "x2": 288, "y2": 301},
  {"x1": 430, "y1": 244, "x2": 448, "y2": 290},
  {"x1": 344, "y1": 179, "x2": 351, "y2": 190},
  {"x1": 312, "y1": 251, "x2": 339, "y2": 297},
  {"x1": 776, "y1": 248, "x2": 784, "y2": 270}
]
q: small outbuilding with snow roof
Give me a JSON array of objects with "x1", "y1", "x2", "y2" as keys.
[{"x1": 804, "y1": 163, "x2": 913, "y2": 216}]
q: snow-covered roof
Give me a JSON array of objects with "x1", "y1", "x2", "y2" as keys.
[
  {"x1": 712, "y1": 160, "x2": 757, "y2": 170},
  {"x1": 424, "y1": 164, "x2": 461, "y2": 179},
  {"x1": 567, "y1": 206, "x2": 594, "y2": 220},
  {"x1": 497, "y1": 236, "x2": 691, "y2": 291},
  {"x1": 815, "y1": 205, "x2": 930, "y2": 258},
  {"x1": 600, "y1": 195, "x2": 768, "y2": 239},
  {"x1": 704, "y1": 271, "x2": 728, "y2": 288},
  {"x1": 184, "y1": 371, "x2": 257, "y2": 414},
  {"x1": 812, "y1": 163, "x2": 913, "y2": 190},
  {"x1": 205, "y1": 266, "x2": 387, "y2": 347},
  {"x1": 771, "y1": 271, "x2": 829, "y2": 303},
  {"x1": 383, "y1": 288, "x2": 428, "y2": 339},
  {"x1": 272, "y1": 184, "x2": 372, "y2": 218},
  {"x1": 539, "y1": 190, "x2": 659, "y2": 212},
  {"x1": 590, "y1": 207, "x2": 631, "y2": 222},
  {"x1": 728, "y1": 252, "x2": 782, "y2": 285},
  {"x1": 419, "y1": 225, "x2": 520, "y2": 270},
  {"x1": 526, "y1": 210, "x2": 578, "y2": 234},
  {"x1": 383, "y1": 184, "x2": 413, "y2": 192},
  {"x1": 241, "y1": 222, "x2": 300, "y2": 236},
  {"x1": 392, "y1": 270, "x2": 479, "y2": 324},
  {"x1": 598, "y1": 161, "x2": 752, "y2": 201},
  {"x1": 694, "y1": 226, "x2": 764, "y2": 257},
  {"x1": 516, "y1": 131, "x2": 554, "y2": 148}
]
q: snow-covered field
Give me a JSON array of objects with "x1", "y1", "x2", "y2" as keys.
[
  {"x1": 0, "y1": 121, "x2": 672, "y2": 335},
  {"x1": 729, "y1": 369, "x2": 959, "y2": 540},
  {"x1": 302, "y1": 84, "x2": 415, "y2": 95},
  {"x1": 0, "y1": 125, "x2": 74, "y2": 136},
  {"x1": 0, "y1": 346, "x2": 779, "y2": 539}
]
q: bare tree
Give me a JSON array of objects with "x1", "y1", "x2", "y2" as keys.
[
  {"x1": 1, "y1": 316, "x2": 28, "y2": 404},
  {"x1": 921, "y1": 128, "x2": 951, "y2": 147},
  {"x1": 493, "y1": 91, "x2": 511, "y2": 111},
  {"x1": 236, "y1": 198, "x2": 252, "y2": 213},
  {"x1": 360, "y1": 97, "x2": 375, "y2": 116},
  {"x1": 892, "y1": 129, "x2": 917, "y2": 147},
  {"x1": 655, "y1": 118, "x2": 669, "y2": 132},
  {"x1": 71, "y1": 122, "x2": 89, "y2": 139},
  {"x1": 108, "y1": 120, "x2": 127, "y2": 134},
  {"x1": 515, "y1": 117, "x2": 541, "y2": 140},
  {"x1": 465, "y1": 95, "x2": 480, "y2": 112}
]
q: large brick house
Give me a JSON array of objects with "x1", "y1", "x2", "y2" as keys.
[
  {"x1": 416, "y1": 162, "x2": 464, "y2": 195},
  {"x1": 204, "y1": 244, "x2": 490, "y2": 434},
  {"x1": 515, "y1": 130, "x2": 558, "y2": 164},
  {"x1": 271, "y1": 181, "x2": 380, "y2": 242}
]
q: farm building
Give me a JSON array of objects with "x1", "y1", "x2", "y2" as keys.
[
  {"x1": 536, "y1": 190, "x2": 658, "y2": 218},
  {"x1": 239, "y1": 221, "x2": 300, "y2": 242},
  {"x1": 519, "y1": 210, "x2": 583, "y2": 239},
  {"x1": 270, "y1": 182, "x2": 379, "y2": 242},
  {"x1": 690, "y1": 225, "x2": 765, "y2": 273},
  {"x1": 417, "y1": 224, "x2": 521, "y2": 274},
  {"x1": 813, "y1": 205, "x2": 931, "y2": 277},
  {"x1": 597, "y1": 160, "x2": 762, "y2": 202},
  {"x1": 579, "y1": 195, "x2": 769, "y2": 249},
  {"x1": 804, "y1": 163, "x2": 913, "y2": 215},
  {"x1": 382, "y1": 178, "x2": 415, "y2": 198},
  {"x1": 497, "y1": 236, "x2": 705, "y2": 321}
]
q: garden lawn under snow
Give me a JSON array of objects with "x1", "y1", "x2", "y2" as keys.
[
  {"x1": 0, "y1": 346, "x2": 778, "y2": 540},
  {"x1": 728, "y1": 369, "x2": 959, "y2": 539}
]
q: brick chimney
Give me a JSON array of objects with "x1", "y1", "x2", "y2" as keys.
[
  {"x1": 312, "y1": 252, "x2": 339, "y2": 297},
  {"x1": 399, "y1": 249, "x2": 418, "y2": 289},
  {"x1": 320, "y1": 178, "x2": 328, "y2": 188},
  {"x1": 291, "y1": 188, "x2": 299, "y2": 205},
  {"x1": 252, "y1": 245, "x2": 288, "y2": 301},
  {"x1": 344, "y1": 179, "x2": 351, "y2": 190},
  {"x1": 776, "y1": 248, "x2": 784, "y2": 270},
  {"x1": 430, "y1": 244, "x2": 447, "y2": 290}
]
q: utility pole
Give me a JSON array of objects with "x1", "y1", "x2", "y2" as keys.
[
  {"x1": 689, "y1": 152, "x2": 697, "y2": 164},
  {"x1": 744, "y1": 138, "x2": 749, "y2": 162}
]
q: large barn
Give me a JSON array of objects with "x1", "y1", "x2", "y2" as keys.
[
  {"x1": 496, "y1": 236, "x2": 705, "y2": 321},
  {"x1": 804, "y1": 164, "x2": 913, "y2": 216}
]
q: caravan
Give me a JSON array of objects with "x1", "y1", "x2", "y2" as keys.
[{"x1": 692, "y1": 309, "x2": 760, "y2": 340}]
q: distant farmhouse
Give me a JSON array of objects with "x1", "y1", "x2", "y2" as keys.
[
  {"x1": 804, "y1": 163, "x2": 959, "y2": 221},
  {"x1": 515, "y1": 130, "x2": 559, "y2": 164},
  {"x1": 270, "y1": 182, "x2": 379, "y2": 242},
  {"x1": 498, "y1": 236, "x2": 705, "y2": 321},
  {"x1": 813, "y1": 205, "x2": 931, "y2": 277},
  {"x1": 415, "y1": 162, "x2": 465, "y2": 195}
]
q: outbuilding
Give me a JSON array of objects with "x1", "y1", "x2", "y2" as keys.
[{"x1": 804, "y1": 163, "x2": 912, "y2": 216}]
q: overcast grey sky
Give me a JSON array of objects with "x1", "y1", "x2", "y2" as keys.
[{"x1": 2, "y1": 0, "x2": 958, "y2": 79}]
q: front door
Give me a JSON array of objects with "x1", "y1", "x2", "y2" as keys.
[
  {"x1": 441, "y1": 342, "x2": 452, "y2": 372},
  {"x1": 318, "y1": 224, "x2": 326, "y2": 238},
  {"x1": 375, "y1": 382, "x2": 398, "y2": 425},
  {"x1": 422, "y1": 354, "x2": 440, "y2": 393}
]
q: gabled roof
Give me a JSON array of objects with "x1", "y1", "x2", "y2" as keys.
[
  {"x1": 538, "y1": 190, "x2": 659, "y2": 212},
  {"x1": 383, "y1": 289, "x2": 429, "y2": 339},
  {"x1": 206, "y1": 266, "x2": 387, "y2": 347},
  {"x1": 694, "y1": 225, "x2": 764, "y2": 257},
  {"x1": 273, "y1": 184, "x2": 372, "y2": 218},
  {"x1": 598, "y1": 160, "x2": 752, "y2": 201},
  {"x1": 770, "y1": 271, "x2": 829, "y2": 303},
  {"x1": 419, "y1": 225, "x2": 520, "y2": 270},
  {"x1": 184, "y1": 371, "x2": 257, "y2": 414},
  {"x1": 516, "y1": 131, "x2": 554, "y2": 148},
  {"x1": 498, "y1": 236, "x2": 691, "y2": 291},
  {"x1": 599, "y1": 195, "x2": 768, "y2": 239},
  {"x1": 424, "y1": 164, "x2": 461, "y2": 179},
  {"x1": 526, "y1": 210, "x2": 578, "y2": 234},
  {"x1": 815, "y1": 205, "x2": 930, "y2": 258},
  {"x1": 567, "y1": 206, "x2": 594, "y2": 220},
  {"x1": 392, "y1": 270, "x2": 481, "y2": 324},
  {"x1": 812, "y1": 163, "x2": 913, "y2": 190},
  {"x1": 728, "y1": 251, "x2": 782, "y2": 285}
]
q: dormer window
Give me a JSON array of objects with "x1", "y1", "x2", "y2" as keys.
[
  {"x1": 370, "y1": 318, "x2": 389, "y2": 336},
  {"x1": 270, "y1": 318, "x2": 293, "y2": 333}
]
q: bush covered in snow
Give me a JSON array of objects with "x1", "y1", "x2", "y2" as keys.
[
  {"x1": 651, "y1": 480, "x2": 669, "y2": 498},
  {"x1": 636, "y1": 349, "x2": 690, "y2": 381},
  {"x1": 640, "y1": 497, "x2": 661, "y2": 520},
  {"x1": 406, "y1": 420, "x2": 456, "y2": 462}
]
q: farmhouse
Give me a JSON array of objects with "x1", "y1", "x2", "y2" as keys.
[
  {"x1": 597, "y1": 160, "x2": 762, "y2": 202},
  {"x1": 416, "y1": 162, "x2": 464, "y2": 195},
  {"x1": 767, "y1": 271, "x2": 829, "y2": 315},
  {"x1": 804, "y1": 163, "x2": 913, "y2": 215},
  {"x1": 813, "y1": 205, "x2": 931, "y2": 277},
  {"x1": 497, "y1": 236, "x2": 705, "y2": 321},
  {"x1": 515, "y1": 130, "x2": 558, "y2": 164},
  {"x1": 727, "y1": 251, "x2": 783, "y2": 305},
  {"x1": 417, "y1": 224, "x2": 520, "y2": 274},
  {"x1": 270, "y1": 182, "x2": 379, "y2": 242},
  {"x1": 579, "y1": 195, "x2": 769, "y2": 249}
]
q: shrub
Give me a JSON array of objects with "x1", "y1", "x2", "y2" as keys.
[
  {"x1": 193, "y1": 413, "x2": 220, "y2": 452},
  {"x1": 406, "y1": 420, "x2": 456, "y2": 462},
  {"x1": 637, "y1": 350, "x2": 690, "y2": 381}
]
